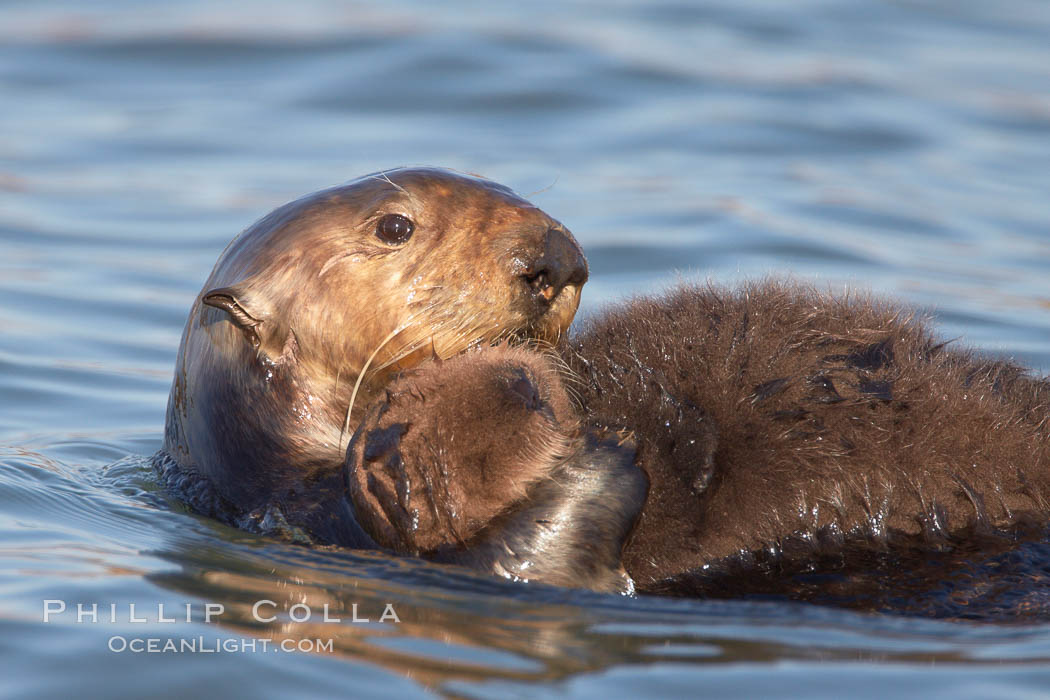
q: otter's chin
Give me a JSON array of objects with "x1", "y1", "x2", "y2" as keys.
[{"x1": 528, "y1": 283, "x2": 583, "y2": 345}]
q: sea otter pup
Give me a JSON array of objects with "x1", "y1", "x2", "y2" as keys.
[
  {"x1": 345, "y1": 280, "x2": 1050, "y2": 606},
  {"x1": 564, "y1": 281, "x2": 1050, "y2": 592},
  {"x1": 155, "y1": 168, "x2": 589, "y2": 550},
  {"x1": 345, "y1": 344, "x2": 647, "y2": 593}
]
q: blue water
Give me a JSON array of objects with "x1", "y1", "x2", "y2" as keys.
[{"x1": 2, "y1": 1, "x2": 1050, "y2": 697}]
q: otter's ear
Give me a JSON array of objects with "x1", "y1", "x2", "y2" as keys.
[{"x1": 202, "y1": 287, "x2": 264, "y2": 348}]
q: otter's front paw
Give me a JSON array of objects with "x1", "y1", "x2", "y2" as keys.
[
  {"x1": 669, "y1": 398, "x2": 719, "y2": 496},
  {"x1": 640, "y1": 390, "x2": 719, "y2": 497},
  {"x1": 345, "y1": 399, "x2": 419, "y2": 552}
]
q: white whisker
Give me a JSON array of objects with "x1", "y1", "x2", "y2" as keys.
[
  {"x1": 338, "y1": 302, "x2": 440, "y2": 452},
  {"x1": 370, "y1": 171, "x2": 408, "y2": 195}
]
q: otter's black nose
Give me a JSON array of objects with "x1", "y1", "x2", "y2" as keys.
[{"x1": 521, "y1": 228, "x2": 588, "y2": 304}]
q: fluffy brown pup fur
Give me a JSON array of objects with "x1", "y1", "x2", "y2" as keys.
[
  {"x1": 345, "y1": 344, "x2": 647, "y2": 593},
  {"x1": 562, "y1": 279, "x2": 1050, "y2": 592},
  {"x1": 342, "y1": 279, "x2": 1050, "y2": 605}
]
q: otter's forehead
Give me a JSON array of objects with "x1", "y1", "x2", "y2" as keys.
[{"x1": 353, "y1": 167, "x2": 540, "y2": 215}]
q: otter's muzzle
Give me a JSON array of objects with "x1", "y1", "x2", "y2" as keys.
[{"x1": 521, "y1": 228, "x2": 589, "y2": 305}]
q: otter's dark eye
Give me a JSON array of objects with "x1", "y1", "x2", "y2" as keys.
[{"x1": 375, "y1": 213, "x2": 414, "y2": 245}]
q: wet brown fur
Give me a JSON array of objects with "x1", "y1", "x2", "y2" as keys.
[{"x1": 563, "y1": 279, "x2": 1050, "y2": 589}]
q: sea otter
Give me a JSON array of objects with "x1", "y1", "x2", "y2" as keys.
[
  {"x1": 158, "y1": 167, "x2": 1050, "y2": 609},
  {"x1": 345, "y1": 280, "x2": 1050, "y2": 610},
  {"x1": 155, "y1": 167, "x2": 590, "y2": 551}
]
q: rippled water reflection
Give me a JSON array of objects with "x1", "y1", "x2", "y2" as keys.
[{"x1": 2, "y1": 1, "x2": 1050, "y2": 697}]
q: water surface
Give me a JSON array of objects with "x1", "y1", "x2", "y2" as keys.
[{"x1": 2, "y1": 1, "x2": 1050, "y2": 697}]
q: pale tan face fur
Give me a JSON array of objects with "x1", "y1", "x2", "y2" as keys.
[{"x1": 164, "y1": 168, "x2": 587, "y2": 508}]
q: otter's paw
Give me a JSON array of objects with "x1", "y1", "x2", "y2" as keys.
[
  {"x1": 344, "y1": 399, "x2": 420, "y2": 552},
  {"x1": 673, "y1": 400, "x2": 719, "y2": 495},
  {"x1": 646, "y1": 391, "x2": 720, "y2": 497}
]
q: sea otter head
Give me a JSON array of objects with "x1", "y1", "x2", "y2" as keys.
[
  {"x1": 345, "y1": 344, "x2": 647, "y2": 594},
  {"x1": 164, "y1": 168, "x2": 587, "y2": 511},
  {"x1": 200, "y1": 167, "x2": 586, "y2": 372}
]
